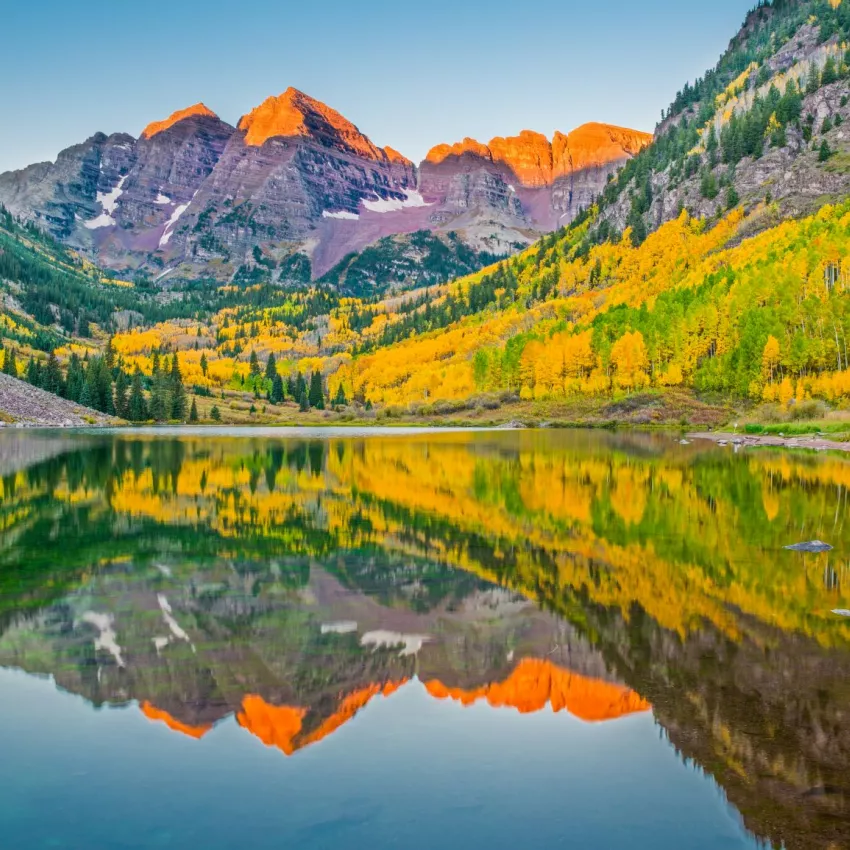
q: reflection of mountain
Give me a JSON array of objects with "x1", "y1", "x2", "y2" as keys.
[
  {"x1": 1, "y1": 430, "x2": 850, "y2": 849},
  {"x1": 0, "y1": 552, "x2": 641, "y2": 759}
]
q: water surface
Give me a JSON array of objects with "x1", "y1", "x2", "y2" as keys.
[{"x1": 0, "y1": 428, "x2": 848, "y2": 849}]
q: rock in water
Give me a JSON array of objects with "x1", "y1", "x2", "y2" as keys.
[
  {"x1": 784, "y1": 540, "x2": 833, "y2": 553},
  {"x1": 832, "y1": 609, "x2": 850, "y2": 617}
]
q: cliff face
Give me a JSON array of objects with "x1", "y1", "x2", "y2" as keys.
[
  {"x1": 418, "y1": 122, "x2": 652, "y2": 234},
  {"x1": 0, "y1": 91, "x2": 649, "y2": 282}
]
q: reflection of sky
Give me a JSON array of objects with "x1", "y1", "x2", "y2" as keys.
[{"x1": 0, "y1": 668, "x2": 758, "y2": 849}]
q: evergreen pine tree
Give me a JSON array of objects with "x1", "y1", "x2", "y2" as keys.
[
  {"x1": 149, "y1": 371, "x2": 170, "y2": 421},
  {"x1": 210, "y1": 404, "x2": 221, "y2": 422},
  {"x1": 807, "y1": 69, "x2": 820, "y2": 95},
  {"x1": 271, "y1": 372, "x2": 284, "y2": 404},
  {"x1": 114, "y1": 370, "x2": 129, "y2": 419},
  {"x1": 44, "y1": 352, "x2": 63, "y2": 396},
  {"x1": 65, "y1": 354, "x2": 84, "y2": 402},
  {"x1": 726, "y1": 185, "x2": 740, "y2": 209},
  {"x1": 265, "y1": 352, "x2": 277, "y2": 381},
  {"x1": 79, "y1": 375, "x2": 95, "y2": 409},
  {"x1": 822, "y1": 57, "x2": 838, "y2": 86},
  {"x1": 129, "y1": 368, "x2": 147, "y2": 421},
  {"x1": 189, "y1": 398, "x2": 199, "y2": 423},
  {"x1": 105, "y1": 335, "x2": 116, "y2": 370},
  {"x1": 308, "y1": 370, "x2": 325, "y2": 409},
  {"x1": 2, "y1": 347, "x2": 18, "y2": 378},
  {"x1": 169, "y1": 354, "x2": 187, "y2": 420},
  {"x1": 819, "y1": 140, "x2": 833, "y2": 161},
  {"x1": 94, "y1": 357, "x2": 113, "y2": 412},
  {"x1": 249, "y1": 350, "x2": 261, "y2": 377},
  {"x1": 333, "y1": 384, "x2": 347, "y2": 407},
  {"x1": 25, "y1": 356, "x2": 39, "y2": 386},
  {"x1": 299, "y1": 389, "x2": 309, "y2": 412}
]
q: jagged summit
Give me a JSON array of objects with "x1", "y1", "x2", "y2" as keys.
[
  {"x1": 424, "y1": 122, "x2": 651, "y2": 186},
  {"x1": 237, "y1": 86, "x2": 386, "y2": 161},
  {"x1": 141, "y1": 103, "x2": 219, "y2": 139}
]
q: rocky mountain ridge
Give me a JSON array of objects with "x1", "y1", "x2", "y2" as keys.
[{"x1": 0, "y1": 87, "x2": 650, "y2": 286}]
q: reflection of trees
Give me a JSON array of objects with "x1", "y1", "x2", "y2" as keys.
[{"x1": 2, "y1": 431, "x2": 850, "y2": 847}]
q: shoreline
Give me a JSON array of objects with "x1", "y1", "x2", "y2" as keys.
[{"x1": 688, "y1": 431, "x2": 850, "y2": 454}]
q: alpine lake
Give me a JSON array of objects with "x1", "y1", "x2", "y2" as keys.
[{"x1": 0, "y1": 427, "x2": 848, "y2": 850}]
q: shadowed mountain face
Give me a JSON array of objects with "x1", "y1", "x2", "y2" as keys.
[
  {"x1": 0, "y1": 88, "x2": 649, "y2": 282},
  {"x1": 1, "y1": 430, "x2": 849, "y2": 849}
]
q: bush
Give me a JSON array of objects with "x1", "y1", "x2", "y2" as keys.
[
  {"x1": 473, "y1": 393, "x2": 501, "y2": 411},
  {"x1": 431, "y1": 399, "x2": 468, "y2": 415},
  {"x1": 789, "y1": 399, "x2": 829, "y2": 421},
  {"x1": 754, "y1": 403, "x2": 784, "y2": 423}
]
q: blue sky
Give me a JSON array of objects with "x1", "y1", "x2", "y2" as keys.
[{"x1": 0, "y1": 0, "x2": 755, "y2": 173}]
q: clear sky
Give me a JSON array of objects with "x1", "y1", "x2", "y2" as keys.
[{"x1": 0, "y1": 0, "x2": 755, "y2": 173}]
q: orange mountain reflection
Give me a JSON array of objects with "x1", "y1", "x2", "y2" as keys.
[{"x1": 140, "y1": 662, "x2": 649, "y2": 754}]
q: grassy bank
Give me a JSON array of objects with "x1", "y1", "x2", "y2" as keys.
[{"x1": 177, "y1": 388, "x2": 733, "y2": 429}]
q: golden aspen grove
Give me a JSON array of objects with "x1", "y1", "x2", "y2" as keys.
[{"x1": 90, "y1": 199, "x2": 850, "y2": 421}]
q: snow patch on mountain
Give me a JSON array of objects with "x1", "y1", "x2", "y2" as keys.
[
  {"x1": 83, "y1": 175, "x2": 128, "y2": 229},
  {"x1": 322, "y1": 209, "x2": 360, "y2": 220},
  {"x1": 362, "y1": 190, "x2": 432, "y2": 214},
  {"x1": 159, "y1": 201, "x2": 191, "y2": 247}
]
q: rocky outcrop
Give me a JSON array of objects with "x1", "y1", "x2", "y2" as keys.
[
  {"x1": 0, "y1": 132, "x2": 136, "y2": 241},
  {"x1": 140, "y1": 103, "x2": 219, "y2": 139},
  {"x1": 0, "y1": 373, "x2": 119, "y2": 427},
  {"x1": 419, "y1": 122, "x2": 652, "y2": 233}
]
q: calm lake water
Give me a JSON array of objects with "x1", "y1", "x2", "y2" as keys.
[{"x1": 0, "y1": 428, "x2": 848, "y2": 849}]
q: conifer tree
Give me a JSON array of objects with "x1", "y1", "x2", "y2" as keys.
[
  {"x1": 44, "y1": 352, "x2": 63, "y2": 396},
  {"x1": 2, "y1": 346, "x2": 18, "y2": 378},
  {"x1": 129, "y1": 368, "x2": 147, "y2": 422},
  {"x1": 308, "y1": 370, "x2": 325, "y2": 409},
  {"x1": 149, "y1": 370, "x2": 170, "y2": 421},
  {"x1": 271, "y1": 372, "x2": 284, "y2": 404},
  {"x1": 189, "y1": 398, "x2": 199, "y2": 423},
  {"x1": 25, "y1": 356, "x2": 39, "y2": 387},
  {"x1": 200, "y1": 352, "x2": 208, "y2": 376},
  {"x1": 210, "y1": 405, "x2": 221, "y2": 422},
  {"x1": 65, "y1": 354, "x2": 84, "y2": 402},
  {"x1": 822, "y1": 56, "x2": 838, "y2": 86},
  {"x1": 299, "y1": 389, "x2": 309, "y2": 412},
  {"x1": 114, "y1": 370, "x2": 129, "y2": 419},
  {"x1": 249, "y1": 350, "x2": 261, "y2": 377},
  {"x1": 333, "y1": 384, "x2": 347, "y2": 407},
  {"x1": 169, "y1": 354, "x2": 187, "y2": 420},
  {"x1": 265, "y1": 352, "x2": 277, "y2": 381}
]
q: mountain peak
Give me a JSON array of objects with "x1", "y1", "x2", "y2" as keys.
[
  {"x1": 424, "y1": 137, "x2": 493, "y2": 165},
  {"x1": 552, "y1": 122, "x2": 653, "y2": 176},
  {"x1": 237, "y1": 87, "x2": 384, "y2": 160},
  {"x1": 141, "y1": 103, "x2": 218, "y2": 139},
  {"x1": 383, "y1": 145, "x2": 413, "y2": 167}
]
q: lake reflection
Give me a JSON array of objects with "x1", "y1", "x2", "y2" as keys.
[{"x1": 0, "y1": 428, "x2": 848, "y2": 849}]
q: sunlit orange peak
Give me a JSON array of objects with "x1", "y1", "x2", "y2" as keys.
[
  {"x1": 237, "y1": 87, "x2": 383, "y2": 160},
  {"x1": 426, "y1": 659, "x2": 651, "y2": 722},
  {"x1": 383, "y1": 145, "x2": 413, "y2": 166},
  {"x1": 141, "y1": 103, "x2": 218, "y2": 139},
  {"x1": 237, "y1": 695, "x2": 306, "y2": 755},
  {"x1": 424, "y1": 137, "x2": 492, "y2": 165},
  {"x1": 140, "y1": 701, "x2": 213, "y2": 739}
]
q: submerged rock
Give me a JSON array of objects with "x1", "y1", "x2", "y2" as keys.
[
  {"x1": 784, "y1": 540, "x2": 833, "y2": 553},
  {"x1": 832, "y1": 609, "x2": 850, "y2": 617}
]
